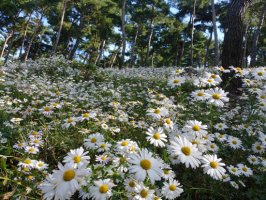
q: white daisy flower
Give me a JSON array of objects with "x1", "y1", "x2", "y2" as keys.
[
  {"x1": 169, "y1": 136, "x2": 202, "y2": 169},
  {"x1": 167, "y1": 76, "x2": 186, "y2": 88},
  {"x1": 201, "y1": 154, "x2": 226, "y2": 180},
  {"x1": 84, "y1": 133, "x2": 104, "y2": 150},
  {"x1": 133, "y1": 183, "x2": 155, "y2": 200},
  {"x1": 191, "y1": 89, "x2": 207, "y2": 101},
  {"x1": 237, "y1": 164, "x2": 253, "y2": 177},
  {"x1": 146, "y1": 107, "x2": 168, "y2": 120},
  {"x1": 183, "y1": 120, "x2": 208, "y2": 137},
  {"x1": 52, "y1": 163, "x2": 91, "y2": 199},
  {"x1": 63, "y1": 147, "x2": 90, "y2": 168},
  {"x1": 146, "y1": 127, "x2": 167, "y2": 147},
  {"x1": 205, "y1": 87, "x2": 229, "y2": 107},
  {"x1": 252, "y1": 142, "x2": 265, "y2": 154},
  {"x1": 227, "y1": 136, "x2": 242, "y2": 149},
  {"x1": 89, "y1": 179, "x2": 115, "y2": 200},
  {"x1": 128, "y1": 148, "x2": 163, "y2": 184},
  {"x1": 227, "y1": 165, "x2": 241, "y2": 176},
  {"x1": 161, "y1": 179, "x2": 183, "y2": 199}
]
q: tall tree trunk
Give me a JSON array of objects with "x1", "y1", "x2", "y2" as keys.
[
  {"x1": 129, "y1": 24, "x2": 139, "y2": 68},
  {"x1": 0, "y1": 30, "x2": 14, "y2": 60},
  {"x1": 145, "y1": 6, "x2": 155, "y2": 67},
  {"x1": 110, "y1": 52, "x2": 118, "y2": 68},
  {"x1": 120, "y1": 0, "x2": 127, "y2": 69},
  {"x1": 242, "y1": 24, "x2": 249, "y2": 68},
  {"x1": 211, "y1": 0, "x2": 220, "y2": 66},
  {"x1": 221, "y1": 0, "x2": 252, "y2": 94},
  {"x1": 250, "y1": 1, "x2": 266, "y2": 67},
  {"x1": 4, "y1": 36, "x2": 15, "y2": 64},
  {"x1": 19, "y1": 12, "x2": 33, "y2": 59},
  {"x1": 95, "y1": 40, "x2": 106, "y2": 65},
  {"x1": 69, "y1": 13, "x2": 85, "y2": 60},
  {"x1": 53, "y1": 0, "x2": 69, "y2": 54},
  {"x1": 24, "y1": 15, "x2": 43, "y2": 62},
  {"x1": 190, "y1": 0, "x2": 197, "y2": 66},
  {"x1": 204, "y1": 28, "x2": 213, "y2": 67}
]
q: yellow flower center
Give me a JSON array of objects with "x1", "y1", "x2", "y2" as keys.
[
  {"x1": 73, "y1": 156, "x2": 81, "y2": 163},
  {"x1": 169, "y1": 184, "x2": 177, "y2": 191},
  {"x1": 212, "y1": 93, "x2": 221, "y2": 100},
  {"x1": 257, "y1": 72, "x2": 263, "y2": 76},
  {"x1": 18, "y1": 143, "x2": 23, "y2": 147},
  {"x1": 99, "y1": 184, "x2": 109, "y2": 193},
  {"x1": 165, "y1": 118, "x2": 171, "y2": 124},
  {"x1": 164, "y1": 169, "x2": 170, "y2": 174},
  {"x1": 129, "y1": 181, "x2": 135, "y2": 187},
  {"x1": 256, "y1": 145, "x2": 262, "y2": 150},
  {"x1": 260, "y1": 95, "x2": 266, "y2": 99},
  {"x1": 44, "y1": 107, "x2": 50, "y2": 112},
  {"x1": 34, "y1": 139, "x2": 39, "y2": 144},
  {"x1": 181, "y1": 146, "x2": 191, "y2": 156},
  {"x1": 121, "y1": 141, "x2": 128, "y2": 146},
  {"x1": 101, "y1": 155, "x2": 107, "y2": 161},
  {"x1": 83, "y1": 113, "x2": 89, "y2": 117},
  {"x1": 153, "y1": 132, "x2": 161, "y2": 140},
  {"x1": 38, "y1": 162, "x2": 44, "y2": 167},
  {"x1": 100, "y1": 144, "x2": 106, "y2": 148},
  {"x1": 63, "y1": 170, "x2": 75, "y2": 181},
  {"x1": 120, "y1": 157, "x2": 127, "y2": 164},
  {"x1": 140, "y1": 189, "x2": 148, "y2": 198},
  {"x1": 192, "y1": 125, "x2": 200, "y2": 131},
  {"x1": 232, "y1": 140, "x2": 237, "y2": 145},
  {"x1": 24, "y1": 159, "x2": 31, "y2": 164},
  {"x1": 67, "y1": 118, "x2": 73, "y2": 123},
  {"x1": 210, "y1": 144, "x2": 215, "y2": 149},
  {"x1": 173, "y1": 79, "x2": 179, "y2": 84},
  {"x1": 91, "y1": 137, "x2": 97, "y2": 143},
  {"x1": 231, "y1": 168, "x2": 237, "y2": 172},
  {"x1": 154, "y1": 109, "x2": 161, "y2": 114},
  {"x1": 32, "y1": 131, "x2": 38, "y2": 136},
  {"x1": 210, "y1": 161, "x2": 218, "y2": 169},
  {"x1": 211, "y1": 74, "x2": 217, "y2": 78},
  {"x1": 242, "y1": 167, "x2": 247, "y2": 172},
  {"x1": 197, "y1": 92, "x2": 204, "y2": 96},
  {"x1": 140, "y1": 159, "x2": 152, "y2": 170},
  {"x1": 207, "y1": 79, "x2": 213, "y2": 83}
]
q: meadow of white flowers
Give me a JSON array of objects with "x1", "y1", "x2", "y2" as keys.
[{"x1": 0, "y1": 56, "x2": 265, "y2": 200}]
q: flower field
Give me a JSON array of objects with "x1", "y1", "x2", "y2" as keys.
[{"x1": 0, "y1": 57, "x2": 266, "y2": 200}]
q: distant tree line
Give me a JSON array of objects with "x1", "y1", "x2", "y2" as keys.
[{"x1": 0, "y1": 0, "x2": 265, "y2": 68}]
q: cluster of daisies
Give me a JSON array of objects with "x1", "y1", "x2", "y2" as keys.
[{"x1": 0, "y1": 57, "x2": 266, "y2": 200}]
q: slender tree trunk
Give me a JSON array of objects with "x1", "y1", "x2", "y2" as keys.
[
  {"x1": 190, "y1": 0, "x2": 197, "y2": 66},
  {"x1": 95, "y1": 40, "x2": 106, "y2": 65},
  {"x1": 69, "y1": 13, "x2": 85, "y2": 60},
  {"x1": 174, "y1": 37, "x2": 179, "y2": 67},
  {"x1": 0, "y1": 30, "x2": 14, "y2": 60},
  {"x1": 19, "y1": 12, "x2": 33, "y2": 59},
  {"x1": 177, "y1": 41, "x2": 184, "y2": 66},
  {"x1": 4, "y1": 36, "x2": 15, "y2": 64},
  {"x1": 120, "y1": 0, "x2": 127, "y2": 69},
  {"x1": 145, "y1": 6, "x2": 155, "y2": 67},
  {"x1": 250, "y1": 1, "x2": 266, "y2": 67},
  {"x1": 129, "y1": 24, "x2": 139, "y2": 68},
  {"x1": 211, "y1": 0, "x2": 220, "y2": 66},
  {"x1": 53, "y1": 0, "x2": 69, "y2": 54},
  {"x1": 204, "y1": 28, "x2": 213, "y2": 67},
  {"x1": 24, "y1": 15, "x2": 43, "y2": 62},
  {"x1": 110, "y1": 52, "x2": 118, "y2": 68},
  {"x1": 242, "y1": 24, "x2": 249, "y2": 68},
  {"x1": 221, "y1": 0, "x2": 252, "y2": 94}
]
